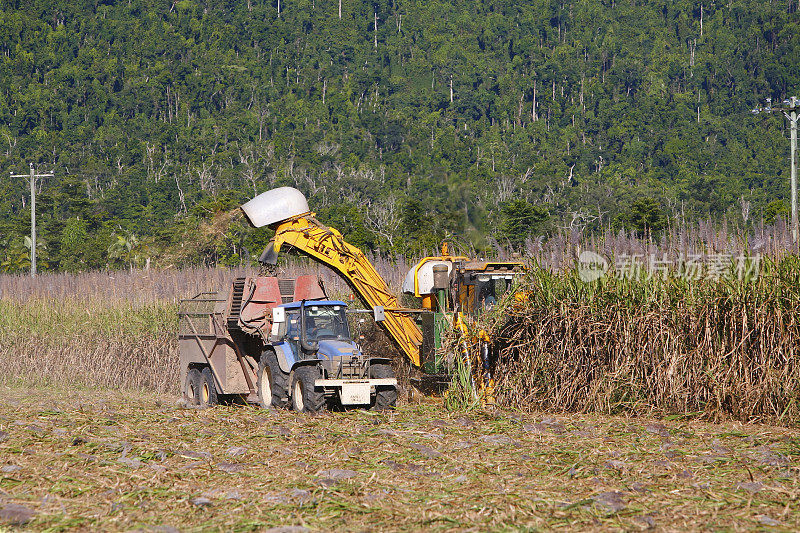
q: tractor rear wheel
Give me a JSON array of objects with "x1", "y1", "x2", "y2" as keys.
[
  {"x1": 256, "y1": 357, "x2": 272, "y2": 409},
  {"x1": 370, "y1": 363, "x2": 397, "y2": 410},
  {"x1": 199, "y1": 367, "x2": 218, "y2": 408},
  {"x1": 183, "y1": 368, "x2": 201, "y2": 406},
  {"x1": 267, "y1": 351, "x2": 289, "y2": 408},
  {"x1": 258, "y1": 351, "x2": 289, "y2": 409},
  {"x1": 291, "y1": 366, "x2": 325, "y2": 413}
]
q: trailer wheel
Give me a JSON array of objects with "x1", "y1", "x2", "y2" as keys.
[
  {"x1": 183, "y1": 368, "x2": 201, "y2": 406},
  {"x1": 257, "y1": 351, "x2": 288, "y2": 409},
  {"x1": 370, "y1": 363, "x2": 397, "y2": 410},
  {"x1": 291, "y1": 366, "x2": 325, "y2": 413},
  {"x1": 199, "y1": 366, "x2": 218, "y2": 408}
]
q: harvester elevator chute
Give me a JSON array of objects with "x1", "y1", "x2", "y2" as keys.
[{"x1": 241, "y1": 187, "x2": 424, "y2": 368}]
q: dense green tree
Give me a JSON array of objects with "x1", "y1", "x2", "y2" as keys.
[
  {"x1": 59, "y1": 217, "x2": 88, "y2": 272},
  {"x1": 0, "y1": 0, "x2": 798, "y2": 269},
  {"x1": 615, "y1": 197, "x2": 667, "y2": 237},
  {"x1": 498, "y1": 200, "x2": 550, "y2": 249}
]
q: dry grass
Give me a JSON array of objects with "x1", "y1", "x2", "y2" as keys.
[
  {"x1": 0, "y1": 255, "x2": 410, "y2": 305},
  {"x1": 0, "y1": 386, "x2": 798, "y2": 531},
  {"x1": 489, "y1": 256, "x2": 800, "y2": 425},
  {"x1": 519, "y1": 217, "x2": 799, "y2": 271},
  {"x1": 0, "y1": 298, "x2": 179, "y2": 393}
]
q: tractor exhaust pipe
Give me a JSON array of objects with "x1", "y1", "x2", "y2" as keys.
[{"x1": 299, "y1": 300, "x2": 319, "y2": 353}]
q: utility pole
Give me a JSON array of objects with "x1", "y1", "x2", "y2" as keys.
[
  {"x1": 753, "y1": 96, "x2": 800, "y2": 242},
  {"x1": 10, "y1": 163, "x2": 54, "y2": 277}
]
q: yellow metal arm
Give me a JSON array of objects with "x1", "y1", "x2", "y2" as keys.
[{"x1": 269, "y1": 214, "x2": 423, "y2": 367}]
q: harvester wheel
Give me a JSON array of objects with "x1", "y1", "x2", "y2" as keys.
[
  {"x1": 199, "y1": 367, "x2": 218, "y2": 408},
  {"x1": 291, "y1": 366, "x2": 325, "y2": 414},
  {"x1": 183, "y1": 368, "x2": 201, "y2": 406},
  {"x1": 370, "y1": 363, "x2": 397, "y2": 410}
]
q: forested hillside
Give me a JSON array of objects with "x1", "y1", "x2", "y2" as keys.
[{"x1": 1, "y1": 0, "x2": 799, "y2": 271}]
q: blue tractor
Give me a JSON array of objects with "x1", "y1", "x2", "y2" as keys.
[{"x1": 260, "y1": 299, "x2": 398, "y2": 412}]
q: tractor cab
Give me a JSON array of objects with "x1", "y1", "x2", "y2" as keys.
[{"x1": 277, "y1": 300, "x2": 358, "y2": 361}]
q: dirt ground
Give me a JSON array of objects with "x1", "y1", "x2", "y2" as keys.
[{"x1": 0, "y1": 387, "x2": 798, "y2": 532}]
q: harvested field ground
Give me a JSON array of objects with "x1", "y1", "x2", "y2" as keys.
[{"x1": 0, "y1": 387, "x2": 798, "y2": 531}]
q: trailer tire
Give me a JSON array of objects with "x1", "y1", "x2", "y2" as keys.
[
  {"x1": 258, "y1": 351, "x2": 289, "y2": 409},
  {"x1": 291, "y1": 366, "x2": 325, "y2": 414},
  {"x1": 199, "y1": 367, "x2": 218, "y2": 408},
  {"x1": 370, "y1": 363, "x2": 397, "y2": 410},
  {"x1": 183, "y1": 368, "x2": 201, "y2": 406}
]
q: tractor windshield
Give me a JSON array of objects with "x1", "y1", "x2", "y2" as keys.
[
  {"x1": 473, "y1": 276, "x2": 512, "y2": 313},
  {"x1": 303, "y1": 304, "x2": 351, "y2": 341}
]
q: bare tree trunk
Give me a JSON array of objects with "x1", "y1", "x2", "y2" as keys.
[
  {"x1": 374, "y1": 11, "x2": 378, "y2": 49},
  {"x1": 338, "y1": 0, "x2": 341, "y2": 18},
  {"x1": 175, "y1": 175, "x2": 187, "y2": 214},
  {"x1": 697, "y1": 87, "x2": 701, "y2": 123},
  {"x1": 700, "y1": 4, "x2": 703, "y2": 37},
  {"x1": 532, "y1": 79, "x2": 537, "y2": 122},
  {"x1": 449, "y1": 74, "x2": 453, "y2": 103}
]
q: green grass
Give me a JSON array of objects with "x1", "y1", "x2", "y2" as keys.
[{"x1": 0, "y1": 299, "x2": 177, "y2": 338}]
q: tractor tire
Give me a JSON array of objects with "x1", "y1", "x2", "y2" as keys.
[
  {"x1": 199, "y1": 366, "x2": 219, "y2": 408},
  {"x1": 256, "y1": 357, "x2": 272, "y2": 409},
  {"x1": 258, "y1": 351, "x2": 289, "y2": 409},
  {"x1": 267, "y1": 351, "x2": 289, "y2": 408},
  {"x1": 183, "y1": 367, "x2": 201, "y2": 406},
  {"x1": 291, "y1": 366, "x2": 325, "y2": 414},
  {"x1": 370, "y1": 362, "x2": 397, "y2": 411}
]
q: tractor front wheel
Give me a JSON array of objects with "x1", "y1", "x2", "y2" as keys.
[
  {"x1": 370, "y1": 363, "x2": 397, "y2": 410},
  {"x1": 291, "y1": 366, "x2": 325, "y2": 413}
]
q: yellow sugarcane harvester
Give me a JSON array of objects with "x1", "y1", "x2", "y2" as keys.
[{"x1": 241, "y1": 187, "x2": 526, "y2": 398}]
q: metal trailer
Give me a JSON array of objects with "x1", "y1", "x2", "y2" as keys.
[{"x1": 178, "y1": 275, "x2": 397, "y2": 412}]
